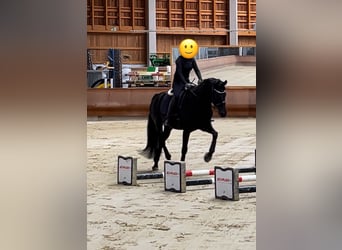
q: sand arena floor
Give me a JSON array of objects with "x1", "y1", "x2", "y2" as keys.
[{"x1": 87, "y1": 117, "x2": 256, "y2": 250}]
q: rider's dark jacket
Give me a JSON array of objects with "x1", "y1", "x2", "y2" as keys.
[{"x1": 172, "y1": 56, "x2": 202, "y2": 97}]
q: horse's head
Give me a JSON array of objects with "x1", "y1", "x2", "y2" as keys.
[{"x1": 211, "y1": 78, "x2": 228, "y2": 117}]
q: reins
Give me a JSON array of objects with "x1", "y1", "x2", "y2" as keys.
[{"x1": 184, "y1": 80, "x2": 226, "y2": 107}]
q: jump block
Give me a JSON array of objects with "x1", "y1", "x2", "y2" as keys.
[
  {"x1": 214, "y1": 166, "x2": 239, "y2": 201},
  {"x1": 163, "y1": 161, "x2": 218, "y2": 192},
  {"x1": 117, "y1": 155, "x2": 137, "y2": 185},
  {"x1": 215, "y1": 166, "x2": 256, "y2": 201},
  {"x1": 117, "y1": 156, "x2": 166, "y2": 185},
  {"x1": 164, "y1": 160, "x2": 186, "y2": 193}
]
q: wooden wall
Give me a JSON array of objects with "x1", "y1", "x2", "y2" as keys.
[
  {"x1": 87, "y1": 0, "x2": 256, "y2": 64},
  {"x1": 238, "y1": 0, "x2": 256, "y2": 30},
  {"x1": 157, "y1": 34, "x2": 228, "y2": 54},
  {"x1": 87, "y1": 86, "x2": 256, "y2": 117},
  {"x1": 87, "y1": 32, "x2": 147, "y2": 64},
  {"x1": 237, "y1": 0, "x2": 256, "y2": 46},
  {"x1": 155, "y1": 0, "x2": 228, "y2": 31},
  {"x1": 87, "y1": 0, "x2": 147, "y2": 31}
]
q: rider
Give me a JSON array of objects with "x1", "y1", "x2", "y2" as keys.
[{"x1": 165, "y1": 38, "x2": 203, "y2": 126}]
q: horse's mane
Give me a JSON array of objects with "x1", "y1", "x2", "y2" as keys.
[
  {"x1": 199, "y1": 78, "x2": 219, "y2": 87},
  {"x1": 193, "y1": 78, "x2": 216, "y2": 94}
]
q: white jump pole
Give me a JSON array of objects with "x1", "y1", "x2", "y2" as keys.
[{"x1": 186, "y1": 175, "x2": 256, "y2": 186}]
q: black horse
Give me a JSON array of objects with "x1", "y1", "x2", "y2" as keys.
[{"x1": 141, "y1": 78, "x2": 228, "y2": 171}]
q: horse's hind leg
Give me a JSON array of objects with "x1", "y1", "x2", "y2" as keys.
[
  {"x1": 152, "y1": 149, "x2": 162, "y2": 171},
  {"x1": 152, "y1": 122, "x2": 173, "y2": 170},
  {"x1": 202, "y1": 124, "x2": 218, "y2": 162},
  {"x1": 152, "y1": 133, "x2": 163, "y2": 171},
  {"x1": 162, "y1": 126, "x2": 172, "y2": 160},
  {"x1": 150, "y1": 119, "x2": 164, "y2": 171}
]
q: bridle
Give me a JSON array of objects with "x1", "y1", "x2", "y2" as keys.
[
  {"x1": 187, "y1": 80, "x2": 226, "y2": 108},
  {"x1": 213, "y1": 88, "x2": 225, "y2": 95},
  {"x1": 212, "y1": 87, "x2": 226, "y2": 107}
]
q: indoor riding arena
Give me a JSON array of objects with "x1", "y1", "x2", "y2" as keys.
[{"x1": 87, "y1": 0, "x2": 256, "y2": 249}]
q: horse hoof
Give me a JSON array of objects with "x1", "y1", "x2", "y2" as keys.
[
  {"x1": 204, "y1": 153, "x2": 212, "y2": 162},
  {"x1": 152, "y1": 166, "x2": 159, "y2": 171}
]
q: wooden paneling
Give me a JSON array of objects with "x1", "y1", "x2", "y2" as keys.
[
  {"x1": 93, "y1": 0, "x2": 106, "y2": 26},
  {"x1": 200, "y1": 0, "x2": 214, "y2": 29},
  {"x1": 107, "y1": 0, "x2": 119, "y2": 26},
  {"x1": 215, "y1": 0, "x2": 228, "y2": 29},
  {"x1": 170, "y1": 0, "x2": 184, "y2": 28},
  {"x1": 156, "y1": 0, "x2": 229, "y2": 32},
  {"x1": 87, "y1": 0, "x2": 256, "y2": 32},
  {"x1": 87, "y1": 0, "x2": 256, "y2": 64},
  {"x1": 238, "y1": 35, "x2": 256, "y2": 46},
  {"x1": 238, "y1": 0, "x2": 256, "y2": 30},
  {"x1": 88, "y1": 32, "x2": 146, "y2": 63},
  {"x1": 157, "y1": 34, "x2": 227, "y2": 54},
  {"x1": 185, "y1": 0, "x2": 199, "y2": 28},
  {"x1": 156, "y1": 0, "x2": 169, "y2": 27},
  {"x1": 87, "y1": 0, "x2": 146, "y2": 30},
  {"x1": 133, "y1": 0, "x2": 146, "y2": 27}
]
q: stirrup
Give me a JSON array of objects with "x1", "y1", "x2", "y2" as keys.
[{"x1": 164, "y1": 118, "x2": 172, "y2": 127}]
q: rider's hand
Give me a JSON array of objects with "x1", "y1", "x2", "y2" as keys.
[{"x1": 185, "y1": 83, "x2": 194, "y2": 90}]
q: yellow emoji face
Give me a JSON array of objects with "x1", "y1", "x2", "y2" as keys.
[{"x1": 179, "y1": 39, "x2": 199, "y2": 59}]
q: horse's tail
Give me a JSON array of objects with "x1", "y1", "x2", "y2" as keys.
[{"x1": 140, "y1": 95, "x2": 161, "y2": 159}]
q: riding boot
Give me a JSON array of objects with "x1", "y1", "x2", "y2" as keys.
[{"x1": 164, "y1": 96, "x2": 178, "y2": 126}]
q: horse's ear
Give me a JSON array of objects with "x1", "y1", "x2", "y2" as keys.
[{"x1": 222, "y1": 80, "x2": 227, "y2": 86}]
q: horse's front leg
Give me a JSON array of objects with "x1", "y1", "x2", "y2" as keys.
[
  {"x1": 202, "y1": 124, "x2": 218, "y2": 162},
  {"x1": 181, "y1": 130, "x2": 191, "y2": 161}
]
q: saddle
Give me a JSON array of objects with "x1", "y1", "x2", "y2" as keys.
[
  {"x1": 178, "y1": 83, "x2": 197, "y2": 109},
  {"x1": 164, "y1": 85, "x2": 197, "y2": 128}
]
